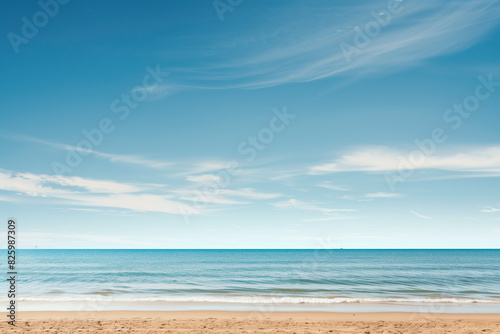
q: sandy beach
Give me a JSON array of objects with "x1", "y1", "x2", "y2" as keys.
[{"x1": 2, "y1": 311, "x2": 499, "y2": 333}]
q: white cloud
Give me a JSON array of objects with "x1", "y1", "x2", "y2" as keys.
[
  {"x1": 25, "y1": 173, "x2": 144, "y2": 194},
  {"x1": 176, "y1": 161, "x2": 231, "y2": 175},
  {"x1": 365, "y1": 192, "x2": 404, "y2": 198},
  {"x1": 0, "y1": 169, "x2": 145, "y2": 195},
  {"x1": 309, "y1": 146, "x2": 500, "y2": 175},
  {"x1": 339, "y1": 195, "x2": 373, "y2": 202},
  {"x1": 96, "y1": 152, "x2": 174, "y2": 169},
  {"x1": 186, "y1": 174, "x2": 221, "y2": 184},
  {"x1": 317, "y1": 182, "x2": 350, "y2": 191},
  {"x1": 0, "y1": 169, "x2": 199, "y2": 215},
  {"x1": 64, "y1": 193, "x2": 198, "y2": 215},
  {"x1": 67, "y1": 208, "x2": 107, "y2": 212},
  {"x1": 11, "y1": 135, "x2": 174, "y2": 170},
  {"x1": 339, "y1": 192, "x2": 403, "y2": 201},
  {"x1": 0, "y1": 170, "x2": 71, "y2": 197},
  {"x1": 180, "y1": 194, "x2": 245, "y2": 205},
  {"x1": 177, "y1": 187, "x2": 282, "y2": 205},
  {"x1": 222, "y1": 188, "x2": 282, "y2": 200},
  {"x1": 410, "y1": 210, "x2": 431, "y2": 219},
  {"x1": 131, "y1": 84, "x2": 180, "y2": 99},
  {"x1": 9, "y1": 135, "x2": 244, "y2": 178},
  {"x1": 273, "y1": 198, "x2": 356, "y2": 215},
  {"x1": 169, "y1": 1, "x2": 500, "y2": 89},
  {"x1": 481, "y1": 206, "x2": 500, "y2": 213}
]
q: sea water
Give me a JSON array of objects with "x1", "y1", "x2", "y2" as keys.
[{"x1": 14, "y1": 249, "x2": 500, "y2": 312}]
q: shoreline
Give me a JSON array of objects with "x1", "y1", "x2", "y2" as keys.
[
  {"x1": 15, "y1": 310, "x2": 500, "y2": 320},
  {"x1": 17, "y1": 300, "x2": 500, "y2": 314},
  {"x1": 4, "y1": 311, "x2": 499, "y2": 333}
]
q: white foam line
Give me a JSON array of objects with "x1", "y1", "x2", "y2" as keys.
[{"x1": 12, "y1": 296, "x2": 500, "y2": 304}]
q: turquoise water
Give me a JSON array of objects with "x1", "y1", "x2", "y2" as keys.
[{"x1": 14, "y1": 250, "x2": 500, "y2": 311}]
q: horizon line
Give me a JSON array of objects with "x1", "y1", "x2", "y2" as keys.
[{"x1": 17, "y1": 248, "x2": 500, "y2": 250}]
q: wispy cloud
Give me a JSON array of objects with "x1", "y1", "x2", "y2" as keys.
[
  {"x1": 273, "y1": 198, "x2": 357, "y2": 222},
  {"x1": 177, "y1": 188, "x2": 282, "y2": 205},
  {"x1": 167, "y1": 0, "x2": 500, "y2": 89},
  {"x1": 8, "y1": 134, "x2": 242, "y2": 176},
  {"x1": 186, "y1": 174, "x2": 222, "y2": 184},
  {"x1": 339, "y1": 192, "x2": 403, "y2": 201},
  {"x1": 131, "y1": 83, "x2": 181, "y2": 100},
  {"x1": 224, "y1": 188, "x2": 282, "y2": 200},
  {"x1": 65, "y1": 193, "x2": 198, "y2": 215},
  {"x1": 173, "y1": 161, "x2": 234, "y2": 177},
  {"x1": 410, "y1": 210, "x2": 431, "y2": 219},
  {"x1": 366, "y1": 192, "x2": 404, "y2": 198},
  {"x1": 339, "y1": 195, "x2": 373, "y2": 202},
  {"x1": 9, "y1": 134, "x2": 175, "y2": 170},
  {"x1": 309, "y1": 146, "x2": 500, "y2": 175},
  {"x1": 0, "y1": 169, "x2": 198, "y2": 215},
  {"x1": 418, "y1": 172, "x2": 500, "y2": 181},
  {"x1": 0, "y1": 168, "x2": 160, "y2": 195},
  {"x1": 481, "y1": 206, "x2": 500, "y2": 213},
  {"x1": 317, "y1": 182, "x2": 350, "y2": 191},
  {"x1": 273, "y1": 198, "x2": 356, "y2": 214}
]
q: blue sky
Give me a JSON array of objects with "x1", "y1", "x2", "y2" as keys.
[{"x1": 1, "y1": 0, "x2": 500, "y2": 248}]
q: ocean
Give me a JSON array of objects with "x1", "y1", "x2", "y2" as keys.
[{"x1": 15, "y1": 249, "x2": 500, "y2": 312}]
